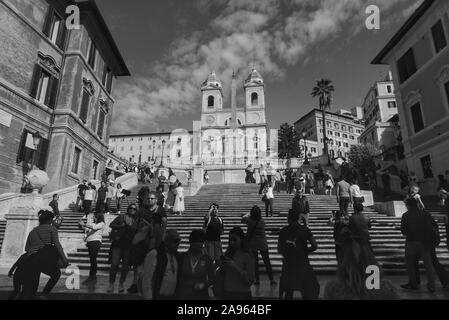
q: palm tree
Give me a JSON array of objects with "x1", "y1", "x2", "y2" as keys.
[{"x1": 312, "y1": 79, "x2": 335, "y2": 165}]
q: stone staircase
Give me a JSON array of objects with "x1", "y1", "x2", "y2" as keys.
[{"x1": 61, "y1": 183, "x2": 449, "y2": 275}]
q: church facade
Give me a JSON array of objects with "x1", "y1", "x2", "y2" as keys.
[{"x1": 109, "y1": 69, "x2": 274, "y2": 173}]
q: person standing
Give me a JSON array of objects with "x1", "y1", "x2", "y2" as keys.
[
  {"x1": 219, "y1": 227, "x2": 254, "y2": 300},
  {"x1": 286, "y1": 168, "x2": 293, "y2": 194},
  {"x1": 80, "y1": 212, "x2": 105, "y2": 284},
  {"x1": 178, "y1": 230, "x2": 215, "y2": 300},
  {"x1": 95, "y1": 181, "x2": 108, "y2": 215},
  {"x1": 258, "y1": 165, "x2": 267, "y2": 194},
  {"x1": 203, "y1": 203, "x2": 224, "y2": 265},
  {"x1": 158, "y1": 172, "x2": 167, "y2": 192},
  {"x1": 316, "y1": 167, "x2": 324, "y2": 194},
  {"x1": 336, "y1": 177, "x2": 351, "y2": 216},
  {"x1": 173, "y1": 182, "x2": 185, "y2": 215},
  {"x1": 83, "y1": 185, "x2": 95, "y2": 219},
  {"x1": 324, "y1": 170, "x2": 335, "y2": 197},
  {"x1": 292, "y1": 189, "x2": 310, "y2": 226},
  {"x1": 349, "y1": 179, "x2": 364, "y2": 212},
  {"x1": 76, "y1": 180, "x2": 88, "y2": 212},
  {"x1": 400, "y1": 197, "x2": 436, "y2": 292},
  {"x1": 381, "y1": 171, "x2": 391, "y2": 197},
  {"x1": 116, "y1": 183, "x2": 125, "y2": 215},
  {"x1": 274, "y1": 170, "x2": 282, "y2": 194},
  {"x1": 204, "y1": 170, "x2": 210, "y2": 185},
  {"x1": 241, "y1": 206, "x2": 276, "y2": 286},
  {"x1": 105, "y1": 182, "x2": 116, "y2": 214},
  {"x1": 278, "y1": 210, "x2": 319, "y2": 299},
  {"x1": 49, "y1": 194, "x2": 60, "y2": 217},
  {"x1": 141, "y1": 230, "x2": 181, "y2": 300},
  {"x1": 264, "y1": 182, "x2": 274, "y2": 217},
  {"x1": 307, "y1": 171, "x2": 315, "y2": 195},
  {"x1": 108, "y1": 204, "x2": 138, "y2": 293}
]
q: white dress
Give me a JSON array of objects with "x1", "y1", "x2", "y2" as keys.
[{"x1": 173, "y1": 186, "x2": 185, "y2": 212}]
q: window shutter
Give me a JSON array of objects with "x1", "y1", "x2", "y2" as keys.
[
  {"x1": 91, "y1": 104, "x2": 99, "y2": 132},
  {"x1": 45, "y1": 77, "x2": 59, "y2": 108},
  {"x1": 16, "y1": 130, "x2": 28, "y2": 163},
  {"x1": 30, "y1": 65, "x2": 42, "y2": 98},
  {"x1": 56, "y1": 23, "x2": 67, "y2": 50},
  {"x1": 79, "y1": 91, "x2": 90, "y2": 123},
  {"x1": 42, "y1": 7, "x2": 54, "y2": 37},
  {"x1": 97, "y1": 110, "x2": 105, "y2": 138},
  {"x1": 37, "y1": 138, "x2": 49, "y2": 170}
]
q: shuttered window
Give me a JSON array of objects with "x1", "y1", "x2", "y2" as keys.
[
  {"x1": 71, "y1": 147, "x2": 82, "y2": 174},
  {"x1": 431, "y1": 20, "x2": 447, "y2": 54},
  {"x1": 43, "y1": 7, "x2": 67, "y2": 50},
  {"x1": 79, "y1": 90, "x2": 90, "y2": 123},
  {"x1": 29, "y1": 65, "x2": 58, "y2": 109},
  {"x1": 397, "y1": 49, "x2": 417, "y2": 84},
  {"x1": 410, "y1": 102, "x2": 425, "y2": 133},
  {"x1": 16, "y1": 130, "x2": 49, "y2": 169},
  {"x1": 97, "y1": 110, "x2": 106, "y2": 139}
]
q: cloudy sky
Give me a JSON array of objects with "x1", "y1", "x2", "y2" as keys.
[{"x1": 96, "y1": 0, "x2": 423, "y2": 135}]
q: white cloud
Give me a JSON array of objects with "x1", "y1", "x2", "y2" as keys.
[{"x1": 111, "y1": 0, "x2": 415, "y2": 134}]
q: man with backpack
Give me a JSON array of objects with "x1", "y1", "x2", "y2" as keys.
[
  {"x1": 203, "y1": 203, "x2": 224, "y2": 265},
  {"x1": 141, "y1": 230, "x2": 181, "y2": 299}
]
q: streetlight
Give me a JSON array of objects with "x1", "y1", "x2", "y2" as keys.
[
  {"x1": 302, "y1": 131, "x2": 310, "y2": 165},
  {"x1": 160, "y1": 139, "x2": 166, "y2": 167},
  {"x1": 152, "y1": 139, "x2": 156, "y2": 161},
  {"x1": 32, "y1": 131, "x2": 42, "y2": 168},
  {"x1": 138, "y1": 152, "x2": 142, "y2": 164}
]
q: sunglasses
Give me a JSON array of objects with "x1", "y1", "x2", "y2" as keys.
[
  {"x1": 148, "y1": 197, "x2": 157, "y2": 200},
  {"x1": 130, "y1": 207, "x2": 137, "y2": 210}
]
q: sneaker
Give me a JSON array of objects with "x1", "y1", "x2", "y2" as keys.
[
  {"x1": 107, "y1": 283, "x2": 114, "y2": 293},
  {"x1": 117, "y1": 211, "x2": 121, "y2": 214},
  {"x1": 118, "y1": 282, "x2": 125, "y2": 293},
  {"x1": 127, "y1": 284, "x2": 138, "y2": 294},
  {"x1": 400, "y1": 283, "x2": 419, "y2": 290}
]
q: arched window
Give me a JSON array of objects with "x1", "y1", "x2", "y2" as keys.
[
  {"x1": 207, "y1": 96, "x2": 214, "y2": 108},
  {"x1": 251, "y1": 93, "x2": 258, "y2": 106}
]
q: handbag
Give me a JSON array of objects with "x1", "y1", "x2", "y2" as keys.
[
  {"x1": 261, "y1": 194, "x2": 267, "y2": 202},
  {"x1": 360, "y1": 196, "x2": 365, "y2": 203}
]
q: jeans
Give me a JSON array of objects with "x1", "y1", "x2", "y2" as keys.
[
  {"x1": 117, "y1": 197, "x2": 122, "y2": 212},
  {"x1": 83, "y1": 200, "x2": 92, "y2": 216},
  {"x1": 109, "y1": 246, "x2": 131, "y2": 284},
  {"x1": 265, "y1": 199, "x2": 273, "y2": 217},
  {"x1": 253, "y1": 249, "x2": 273, "y2": 281},
  {"x1": 87, "y1": 241, "x2": 102, "y2": 278},
  {"x1": 338, "y1": 197, "x2": 350, "y2": 215},
  {"x1": 405, "y1": 241, "x2": 435, "y2": 289}
]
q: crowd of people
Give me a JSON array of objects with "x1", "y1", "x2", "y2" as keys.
[{"x1": 7, "y1": 165, "x2": 449, "y2": 300}]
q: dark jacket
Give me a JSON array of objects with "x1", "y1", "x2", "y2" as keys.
[
  {"x1": 401, "y1": 208, "x2": 436, "y2": 246},
  {"x1": 292, "y1": 195, "x2": 310, "y2": 215}
]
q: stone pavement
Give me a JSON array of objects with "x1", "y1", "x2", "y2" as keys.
[{"x1": 1, "y1": 272, "x2": 448, "y2": 300}]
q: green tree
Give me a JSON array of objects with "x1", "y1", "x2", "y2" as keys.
[
  {"x1": 278, "y1": 123, "x2": 301, "y2": 159},
  {"x1": 348, "y1": 143, "x2": 381, "y2": 171},
  {"x1": 311, "y1": 79, "x2": 335, "y2": 165}
]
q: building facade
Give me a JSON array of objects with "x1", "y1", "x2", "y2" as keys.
[
  {"x1": 109, "y1": 69, "x2": 273, "y2": 168},
  {"x1": 0, "y1": 0, "x2": 129, "y2": 194},
  {"x1": 294, "y1": 109, "x2": 365, "y2": 159},
  {"x1": 372, "y1": 0, "x2": 449, "y2": 190},
  {"x1": 359, "y1": 72, "x2": 401, "y2": 161}
]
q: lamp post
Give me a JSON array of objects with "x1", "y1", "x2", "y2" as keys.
[
  {"x1": 160, "y1": 139, "x2": 166, "y2": 167},
  {"x1": 152, "y1": 139, "x2": 156, "y2": 161},
  {"x1": 138, "y1": 152, "x2": 142, "y2": 164},
  {"x1": 302, "y1": 131, "x2": 310, "y2": 165},
  {"x1": 32, "y1": 131, "x2": 42, "y2": 168}
]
